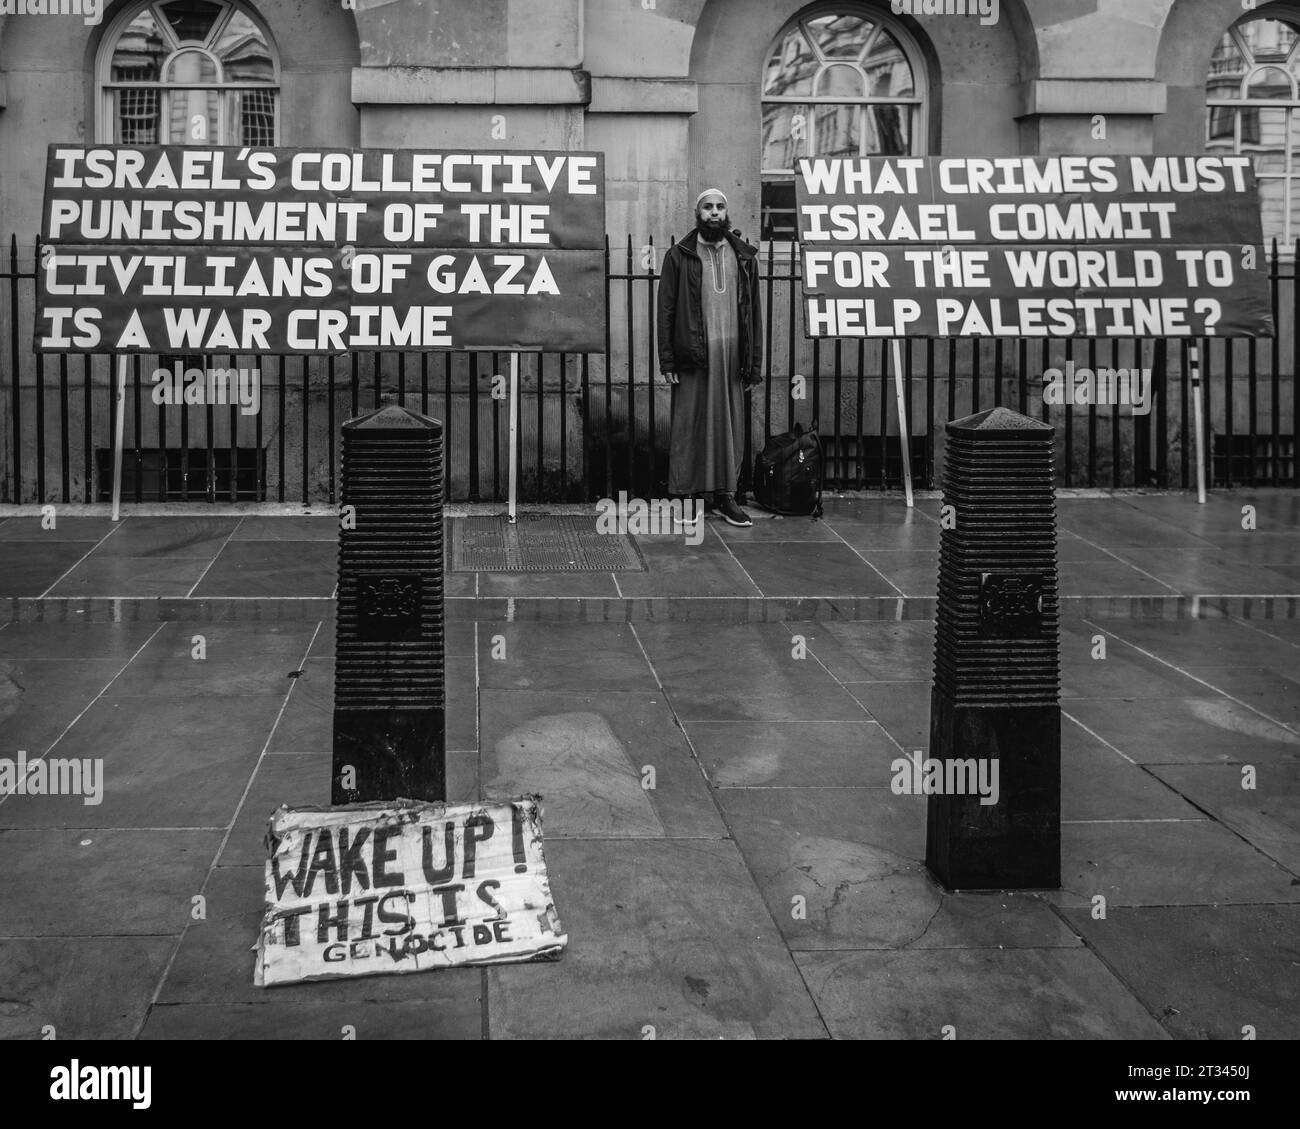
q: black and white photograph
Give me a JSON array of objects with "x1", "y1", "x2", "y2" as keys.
[{"x1": 0, "y1": 0, "x2": 1295, "y2": 1100}]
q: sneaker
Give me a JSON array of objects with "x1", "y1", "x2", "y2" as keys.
[
  {"x1": 714, "y1": 497, "x2": 752, "y2": 527},
  {"x1": 672, "y1": 497, "x2": 702, "y2": 529}
]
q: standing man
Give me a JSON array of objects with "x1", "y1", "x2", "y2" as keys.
[{"x1": 657, "y1": 189, "x2": 763, "y2": 527}]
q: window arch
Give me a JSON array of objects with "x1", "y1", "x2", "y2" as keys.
[
  {"x1": 96, "y1": 0, "x2": 280, "y2": 146},
  {"x1": 761, "y1": 4, "x2": 928, "y2": 241},
  {"x1": 1205, "y1": 13, "x2": 1300, "y2": 246}
]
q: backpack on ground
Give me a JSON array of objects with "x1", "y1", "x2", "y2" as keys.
[{"x1": 751, "y1": 420, "x2": 824, "y2": 517}]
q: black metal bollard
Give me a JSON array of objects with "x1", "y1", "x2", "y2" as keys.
[
  {"x1": 332, "y1": 404, "x2": 446, "y2": 804},
  {"x1": 926, "y1": 406, "x2": 1060, "y2": 890}
]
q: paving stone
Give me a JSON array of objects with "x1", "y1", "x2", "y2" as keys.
[
  {"x1": 1057, "y1": 502, "x2": 1215, "y2": 549},
  {"x1": 1164, "y1": 665, "x2": 1300, "y2": 725},
  {"x1": 1060, "y1": 622, "x2": 1207, "y2": 699},
  {"x1": 191, "y1": 541, "x2": 337, "y2": 597},
  {"x1": 851, "y1": 550, "x2": 938, "y2": 598},
  {"x1": 1063, "y1": 697, "x2": 1300, "y2": 766},
  {"x1": 666, "y1": 684, "x2": 870, "y2": 723},
  {"x1": 0, "y1": 658, "x2": 132, "y2": 754},
  {"x1": 724, "y1": 542, "x2": 900, "y2": 597},
  {"x1": 47, "y1": 556, "x2": 212, "y2": 598},
  {"x1": 487, "y1": 839, "x2": 827, "y2": 1039},
  {"x1": 90, "y1": 517, "x2": 240, "y2": 557},
  {"x1": 0, "y1": 829, "x2": 221, "y2": 935},
  {"x1": 140, "y1": 998, "x2": 482, "y2": 1039},
  {"x1": 1090, "y1": 616, "x2": 1300, "y2": 668},
  {"x1": 0, "y1": 517, "x2": 118, "y2": 542},
  {"x1": 1107, "y1": 548, "x2": 1297, "y2": 596},
  {"x1": 794, "y1": 948, "x2": 1169, "y2": 1039},
  {"x1": 479, "y1": 688, "x2": 723, "y2": 838},
  {"x1": 0, "y1": 542, "x2": 111, "y2": 597},
  {"x1": 220, "y1": 754, "x2": 331, "y2": 867},
  {"x1": 717, "y1": 787, "x2": 1077, "y2": 951},
  {"x1": 1054, "y1": 820, "x2": 1300, "y2": 908},
  {"x1": 230, "y1": 517, "x2": 340, "y2": 541},
  {"x1": 810, "y1": 620, "x2": 936, "y2": 682},
  {"x1": 616, "y1": 537, "x2": 761, "y2": 597},
  {"x1": 221, "y1": 751, "x2": 480, "y2": 868},
  {"x1": 1059, "y1": 560, "x2": 1176, "y2": 597},
  {"x1": 0, "y1": 695, "x2": 283, "y2": 828},
  {"x1": 475, "y1": 572, "x2": 620, "y2": 597},
  {"x1": 1061, "y1": 905, "x2": 1300, "y2": 1039},
  {"x1": 0, "y1": 937, "x2": 175, "y2": 1040},
  {"x1": 684, "y1": 720, "x2": 897, "y2": 787},
  {"x1": 633, "y1": 620, "x2": 832, "y2": 692},
  {"x1": 1147, "y1": 761, "x2": 1300, "y2": 876},
  {"x1": 822, "y1": 517, "x2": 940, "y2": 552},
  {"x1": 476, "y1": 622, "x2": 656, "y2": 693},
  {"x1": 1055, "y1": 531, "x2": 1117, "y2": 562},
  {"x1": 1061, "y1": 718, "x2": 1205, "y2": 823},
  {"x1": 709, "y1": 516, "x2": 839, "y2": 543},
  {"x1": 841, "y1": 681, "x2": 931, "y2": 750},
  {"x1": 156, "y1": 865, "x2": 488, "y2": 1007},
  {"x1": 0, "y1": 620, "x2": 163, "y2": 661}
]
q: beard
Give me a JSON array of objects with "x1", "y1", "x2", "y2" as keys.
[{"x1": 695, "y1": 214, "x2": 728, "y2": 243}]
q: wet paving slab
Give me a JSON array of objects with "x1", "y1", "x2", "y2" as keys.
[
  {"x1": 0, "y1": 542, "x2": 97, "y2": 597},
  {"x1": 191, "y1": 541, "x2": 337, "y2": 598},
  {"x1": 724, "y1": 541, "x2": 901, "y2": 598},
  {"x1": 0, "y1": 937, "x2": 176, "y2": 1040},
  {"x1": 1105, "y1": 548, "x2": 1299, "y2": 595},
  {"x1": 0, "y1": 658, "x2": 138, "y2": 755},
  {"x1": 0, "y1": 692, "x2": 286, "y2": 829},
  {"x1": 0, "y1": 828, "x2": 223, "y2": 935},
  {"x1": 685, "y1": 719, "x2": 895, "y2": 788},
  {"x1": 1062, "y1": 696, "x2": 1300, "y2": 766},
  {"x1": 0, "y1": 504, "x2": 1296, "y2": 1038},
  {"x1": 1053, "y1": 819, "x2": 1300, "y2": 909},
  {"x1": 486, "y1": 839, "x2": 827, "y2": 1040},
  {"x1": 794, "y1": 948, "x2": 1169, "y2": 1040},
  {"x1": 45, "y1": 556, "x2": 214, "y2": 598},
  {"x1": 1145, "y1": 760, "x2": 1300, "y2": 876},
  {"x1": 479, "y1": 687, "x2": 723, "y2": 839},
  {"x1": 1059, "y1": 904, "x2": 1300, "y2": 1040},
  {"x1": 1059, "y1": 720, "x2": 1206, "y2": 823},
  {"x1": 153, "y1": 865, "x2": 485, "y2": 1019}
]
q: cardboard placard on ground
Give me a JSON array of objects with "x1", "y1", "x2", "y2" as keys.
[{"x1": 255, "y1": 795, "x2": 566, "y2": 987}]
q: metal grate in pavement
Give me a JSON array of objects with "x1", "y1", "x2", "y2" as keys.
[{"x1": 451, "y1": 514, "x2": 646, "y2": 572}]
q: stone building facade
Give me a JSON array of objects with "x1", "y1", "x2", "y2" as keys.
[{"x1": 0, "y1": 1, "x2": 1295, "y2": 502}]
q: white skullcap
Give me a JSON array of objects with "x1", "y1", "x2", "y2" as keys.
[{"x1": 695, "y1": 188, "x2": 728, "y2": 208}]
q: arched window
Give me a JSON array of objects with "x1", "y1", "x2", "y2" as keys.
[
  {"x1": 96, "y1": 0, "x2": 279, "y2": 146},
  {"x1": 761, "y1": 5, "x2": 927, "y2": 241},
  {"x1": 1206, "y1": 13, "x2": 1300, "y2": 246}
]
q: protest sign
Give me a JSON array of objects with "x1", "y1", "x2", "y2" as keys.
[
  {"x1": 255, "y1": 795, "x2": 566, "y2": 987},
  {"x1": 795, "y1": 155, "x2": 1274, "y2": 339},
  {"x1": 37, "y1": 145, "x2": 606, "y2": 353}
]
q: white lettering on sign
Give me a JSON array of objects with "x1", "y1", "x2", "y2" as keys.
[{"x1": 255, "y1": 796, "x2": 566, "y2": 986}]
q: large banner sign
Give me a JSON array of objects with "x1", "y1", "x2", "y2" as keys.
[
  {"x1": 255, "y1": 796, "x2": 566, "y2": 987},
  {"x1": 795, "y1": 156, "x2": 1274, "y2": 339},
  {"x1": 37, "y1": 145, "x2": 605, "y2": 353}
]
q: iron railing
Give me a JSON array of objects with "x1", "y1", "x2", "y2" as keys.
[{"x1": 2, "y1": 233, "x2": 1296, "y2": 504}]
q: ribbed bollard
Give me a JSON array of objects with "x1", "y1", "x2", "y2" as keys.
[
  {"x1": 332, "y1": 404, "x2": 445, "y2": 804},
  {"x1": 926, "y1": 406, "x2": 1060, "y2": 890}
]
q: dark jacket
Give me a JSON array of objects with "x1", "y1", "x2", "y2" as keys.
[{"x1": 656, "y1": 227, "x2": 763, "y2": 385}]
